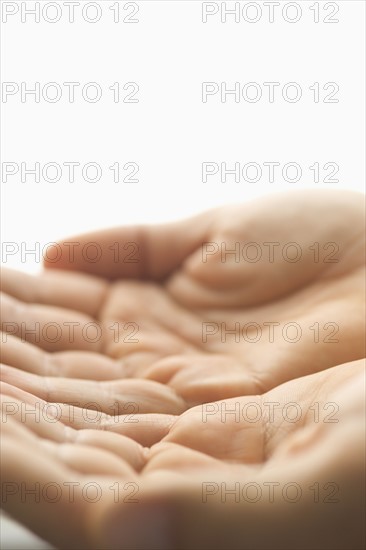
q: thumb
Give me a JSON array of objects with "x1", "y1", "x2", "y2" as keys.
[{"x1": 43, "y1": 211, "x2": 213, "y2": 281}]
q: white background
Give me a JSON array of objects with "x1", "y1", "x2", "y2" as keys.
[
  {"x1": 1, "y1": 0, "x2": 365, "y2": 274},
  {"x1": 0, "y1": 1, "x2": 365, "y2": 547}
]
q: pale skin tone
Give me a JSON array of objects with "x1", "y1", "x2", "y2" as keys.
[
  {"x1": 1, "y1": 190, "x2": 365, "y2": 404},
  {"x1": 0, "y1": 190, "x2": 365, "y2": 548},
  {"x1": 1, "y1": 361, "x2": 365, "y2": 549}
]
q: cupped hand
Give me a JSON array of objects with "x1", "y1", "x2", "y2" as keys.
[
  {"x1": 1, "y1": 359, "x2": 364, "y2": 549},
  {"x1": 22, "y1": 190, "x2": 363, "y2": 403}
]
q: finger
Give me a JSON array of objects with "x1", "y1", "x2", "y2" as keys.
[
  {"x1": 59, "y1": 405, "x2": 177, "y2": 447},
  {"x1": 0, "y1": 267, "x2": 108, "y2": 317},
  {"x1": 1, "y1": 333, "x2": 127, "y2": 380},
  {"x1": 0, "y1": 292, "x2": 103, "y2": 352},
  {"x1": 1, "y1": 385, "x2": 147, "y2": 471},
  {"x1": 0, "y1": 364, "x2": 186, "y2": 414},
  {"x1": 1, "y1": 415, "x2": 137, "y2": 477},
  {"x1": 1, "y1": 433, "x2": 146, "y2": 549},
  {"x1": 1, "y1": 378, "x2": 176, "y2": 447},
  {"x1": 1, "y1": 383, "x2": 70, "y2": 442},
  {"x1": 43, "y1": 211, "x2": 213, "y2": 280},
  {"x1": 39, "y1": 439, "x2": 137, "y2": 477},
  {"x1": 68, "y1": 430, "x2": 147, "y2": 472},
  {"x1": 0, "y1": 435, "x2": 90, "y2": 549}
]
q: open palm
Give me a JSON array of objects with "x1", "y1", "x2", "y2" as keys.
[
  {"x1": 1, "y1": 359, "x2": 364, "y2": 549},
  {"x1": 1, "y1": 190, "x2": 365, "y2": 406}
]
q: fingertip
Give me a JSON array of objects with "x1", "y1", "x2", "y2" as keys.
[{"x1": 43, "y1": 242, "x2": 65, "y2": 269}]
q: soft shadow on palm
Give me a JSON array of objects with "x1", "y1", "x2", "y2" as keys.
[
  {"x1": 100, "y1": 263, "x2": 364, "y2": 405},
  {"x1": 1, "y1": 190, "x2": 365, "y2": 405},
  {"x1": 1, "y1": 360, "x2": 364, "y2": 549},
  {"x1": 101, "y1": 191, "x2": 365, "y2": 405}
]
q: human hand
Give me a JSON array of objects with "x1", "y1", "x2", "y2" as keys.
[
  {"x1": 0, "y1": 268, "x2": 186, "y2": 414},
  {"x1": 1, "y1": 359, "x2": 364, "y2": 549},
  {"x1": 33, "y1": 190, "x2": 366, "y2": 404}
]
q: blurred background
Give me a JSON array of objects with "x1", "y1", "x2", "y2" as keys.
[{"x1": 1, "y1": 0, "x2": 365, "y2": 547}]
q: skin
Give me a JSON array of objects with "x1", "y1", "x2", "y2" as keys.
[
  {"x1": 1, "y1": 360, "x2": 365, "y2": 549},
  {"x1": 1, "y1": 190, "x2": 365, "y2": 405},
  {"x1": 0, "y1": 190, "x2": 365, "y2": 548}
]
